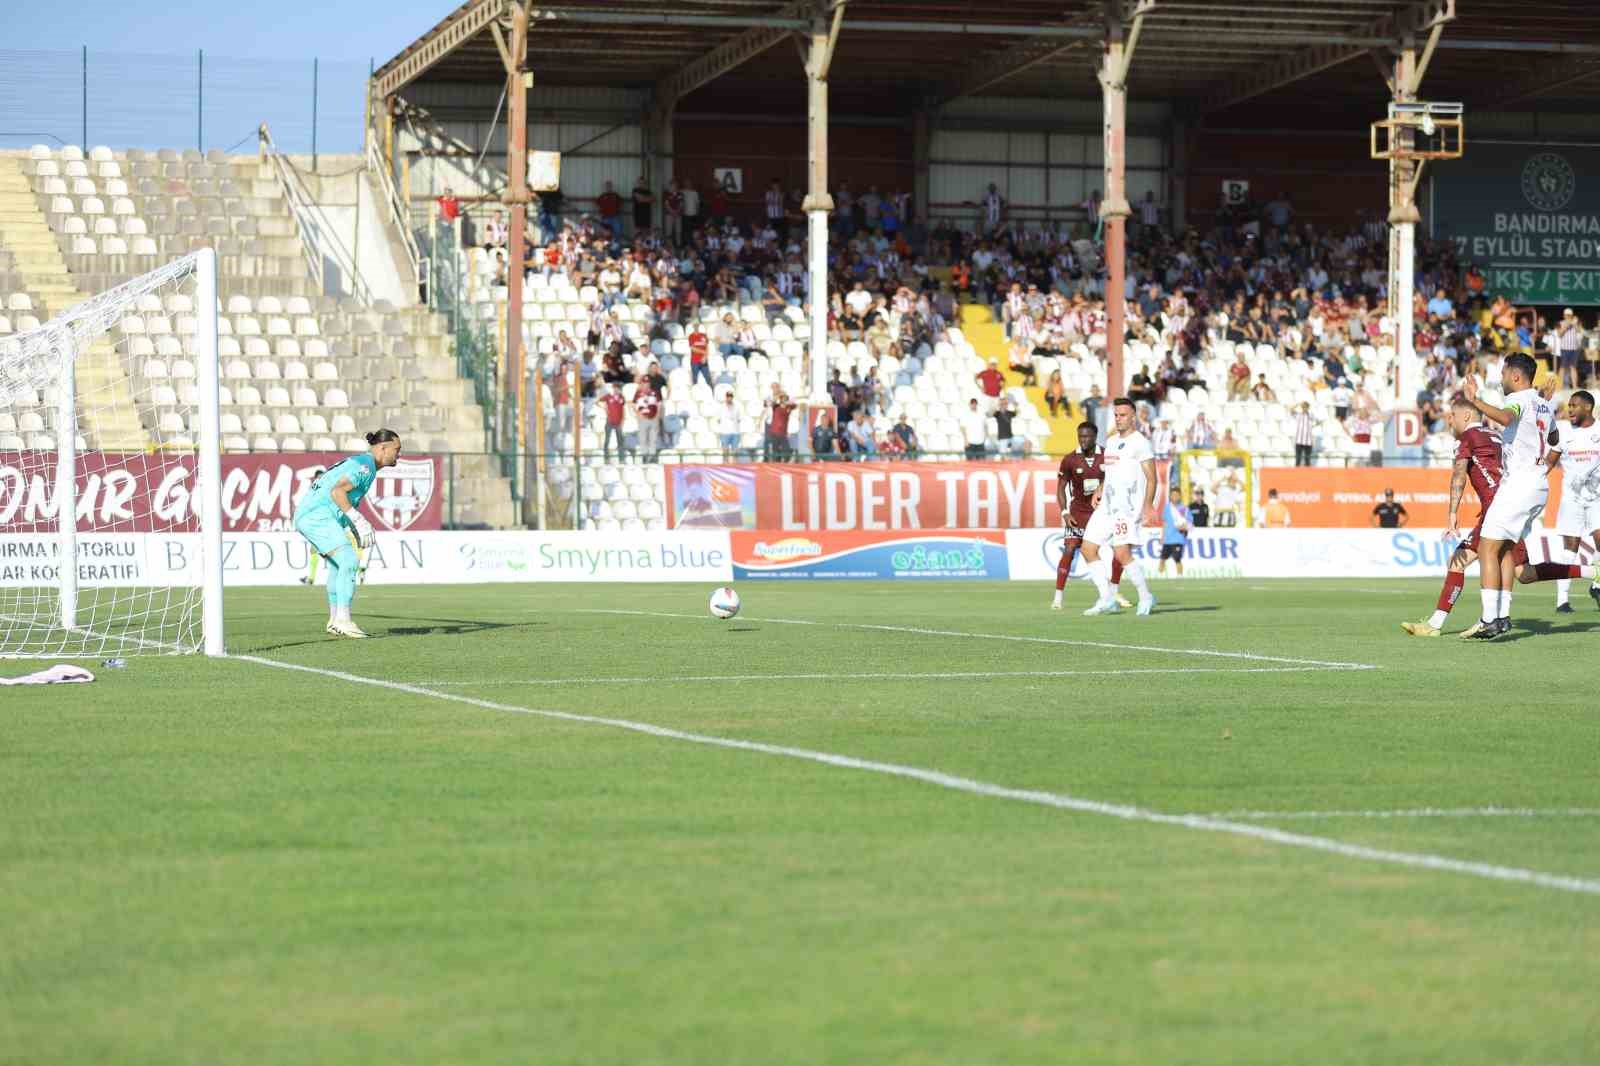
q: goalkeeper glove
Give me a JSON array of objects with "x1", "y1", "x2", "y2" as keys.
[{"x1": 347, "y1": 509, "x2": 376, "y2": 549}]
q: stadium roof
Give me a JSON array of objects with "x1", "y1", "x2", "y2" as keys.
[{"x1": 373, "y1": 1, "x2": 1600, "y2": 121}]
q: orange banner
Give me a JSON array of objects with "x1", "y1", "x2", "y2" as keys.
[{"x1": 1258, "y1": 466, "x2": 1567, "y2": 528}]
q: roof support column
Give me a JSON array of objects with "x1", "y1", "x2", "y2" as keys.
[
  {"x1": 801, "y1": 1, "x2": 844, "y2": 455},
  {"x1": 649, "y1": 105, "x2": 675, "y2": 234},
  {"x1": 501, "y1": 2, "x2": 530, "y2": 467},
  {"x1": 912, "y1": 107, "x2": 931, "y2": 228},
  {"x1": 1169, "y1": 115, "x2": 1188, "y2": 234},
  {"x1": 1098, "y1": 4, "x2": 1141, "y2": 401},
  {"x1": 1386, "y1": 8, "x2": 1446, "y2": 404}
]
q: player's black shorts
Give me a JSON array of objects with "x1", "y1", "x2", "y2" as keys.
[{"x1": 1159, "y1": 543, "x2": 1184, "y2": 562}]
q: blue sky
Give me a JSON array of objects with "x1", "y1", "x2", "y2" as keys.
[{"x1": 14, "y1": 0, "x2": 448, "y2": 63}]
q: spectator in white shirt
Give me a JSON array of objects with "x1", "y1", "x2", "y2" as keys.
[
  {"x1": 1137, "y1": 191, "x2": 1161, "y2": 234},
  {"x1": 981, "y1": 183, "x2": 1004, "y2": 234},
  {"x1": 717, "y1": 391, "x2": 741, "y2": 461},
  {"x1": 961, "y1": 398, "x2": 989, "y2": 460},
  {"x1": 1293, "y1": 402, "x2": 1316, "y2": 466}
]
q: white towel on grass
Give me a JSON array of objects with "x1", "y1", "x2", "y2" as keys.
[{"x1": 0, "y1": 664, "x2": 95, "y2": 686}]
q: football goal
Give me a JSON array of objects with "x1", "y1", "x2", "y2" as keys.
[{"x1": 0, "y1": 249, "x2": 223, "y2": 657}]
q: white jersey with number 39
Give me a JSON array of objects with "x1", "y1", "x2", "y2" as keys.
[{"x1": 1499, "y1": 387, "x2": 1557, "y2": 478}]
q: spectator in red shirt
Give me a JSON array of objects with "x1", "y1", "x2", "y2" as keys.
[
  {"x1": 435, "y1": 186, "x2": 461, "y2": 252},
  {"x1": 687, "y1": 326, "x2": 712, "y2": 389},
  {"x1": 634, "y1": 383, "x2": 662, "y2": 461},
  {"x1": 596, "y1": 181, "x2": 624, "y2": 244},
  {"x1": 764, "y1": 391, "x2": 796, "y2": 461},
  {"x1": 976, "y1": 359, "x2": 1005, "y2": 399},
  {"x1": 602, "y1": 383, "x2": 628, "y2": 461},
  {"x1": 436, "y1": 187, "x2": 460, "y2": 223}
]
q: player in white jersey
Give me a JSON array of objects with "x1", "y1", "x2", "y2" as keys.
[
  {"x1": 1551, "y1": 389, "x2": 1600, "y2": 611},
  {"x1": 1081, "y1": 398, "x2": 1160, "y2": 616},
  {"x1": 1461, "y1": 353, "x2": 1558, "y2": 639}
]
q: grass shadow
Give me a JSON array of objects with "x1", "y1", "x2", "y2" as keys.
[
  {"x1": 242, "y1": 616, "x2": 545, "y2": 653},
  {"x1": 1497, "y1": 618, "x2": 1600, "y2": 643}
]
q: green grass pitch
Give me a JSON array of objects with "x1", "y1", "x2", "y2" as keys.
[{"x1": 3, "y1": 578, "x2": 1598, "y2": 1064}]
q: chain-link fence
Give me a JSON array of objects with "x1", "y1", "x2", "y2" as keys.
[{"x1": 0, "y1": 48, "x2": 369, "y2": 160}]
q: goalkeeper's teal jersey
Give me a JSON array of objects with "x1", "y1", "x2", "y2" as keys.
[{"x1": 295, "y1": 453, "x2": 378, "y2": 522}]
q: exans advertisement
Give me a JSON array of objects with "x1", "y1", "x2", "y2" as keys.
[{"x1": 1432, "y1": 144, "x2": 1600, "y2": 305}]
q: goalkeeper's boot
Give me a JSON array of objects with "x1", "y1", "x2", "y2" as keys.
[
  {"x1": 1400, "y1": 620, "x2": 1441, "y2": 637},
  {"x1": 1589, "y1": 583, "x2": 1600, "y2": 609},
  {"x1": 326, "y1": 620, "x2": 369, "y2": 639}
]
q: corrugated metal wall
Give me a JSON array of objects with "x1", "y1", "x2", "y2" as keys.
[
  {"x1": 930, "y1": 127, "x2": 1167, "y2": 228},
  {"x1": 396, "y1": 84, "x2": 646, "y2": 210},
  {"x1": 393, "y1": 84, "x2": 1175, "y2": 229}
]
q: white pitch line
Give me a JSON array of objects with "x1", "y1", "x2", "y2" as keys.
[
  {"x1": 1207, "y1": 807, "x2": 1600, "y2": 821},
  {"x1": 579, "y1": 609, "x2": 1380, "y2": 671},
  {"x1": 415, "y1": 665, "x2": 1357, "y2": 686},
  {"x1": 234, "y1": 654, "x2": 1599, "y2": 897}
]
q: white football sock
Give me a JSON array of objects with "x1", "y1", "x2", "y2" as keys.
[
  {"x1": 1480, "y1": 589, "x2": 1498, "y2": 621},
  {"x1": 1427, "y1": 609, "x2": 1449, "y2": 629},
  {"x1": 1051, "y1": 589, "x2": 1063, "y2": 606},
  {"x1": 1498, "y1": 589, "x2": 1512, "y2": 620},
  {"x1": 1124, "y1": 560, "x2": 1152, "y2": 599},
  {"x1": 1089, "y1": 558, "x2": 1112, "y2": 600},
  {"x1": 1556, "y1": 578, "x2": 1571, "y2": 605}
]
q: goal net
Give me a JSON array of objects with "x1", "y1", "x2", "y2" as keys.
[{"x1": 0, "y1": 250, "x2": 222, "y2": 658}]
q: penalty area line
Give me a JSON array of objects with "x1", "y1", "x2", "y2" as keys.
[
  {"x1": 234, "y1": 653, "x2": 1597, "y2": 897},
  {"x1": 578, "y1": 609, "x2": 1379, "y2": 671},
  {"x1": 416, "y1": 666, "x2": 1363, "y2": 686},
  {"x1": 1203, "y1": 807, "x2": 1600, "y2": 821}
]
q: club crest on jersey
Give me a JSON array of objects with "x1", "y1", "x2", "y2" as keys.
[{"x1": 368, "y1": 457, "x2": 436, "y2": 531}]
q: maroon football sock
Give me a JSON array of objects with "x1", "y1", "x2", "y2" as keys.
[{"x1": 1435, "y1": 570, "x2": 1464, "y2": 613}]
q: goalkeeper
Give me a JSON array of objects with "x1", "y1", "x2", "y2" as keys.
[{"x1": 292, "y1": 429, "x2": 401, "y2": 638}]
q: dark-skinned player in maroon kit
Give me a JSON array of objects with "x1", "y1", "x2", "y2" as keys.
[
  {"x1": 1402, "y1": 394, "x2": 1591, "y2": 637},
  {"x1": 1052, "y1": 421, "x2": 1128, "y2": 611}
]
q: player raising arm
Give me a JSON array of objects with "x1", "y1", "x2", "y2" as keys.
[
  {"x1": 1082, "y1": 398, "x2": 1160, "y2": 617},
  {"x1": 1402, "y1": 396, "x2": 1593, "y2": 636},
  {"x1": 1551, "y1": 390, "x2": 1600, "y2": 611},
  {"x1": 1460, "y1": 356, "x2": 1559, "y2": 639},
  {"x1": 292, "y1": 429, "x2": 402, "y2": 638}
]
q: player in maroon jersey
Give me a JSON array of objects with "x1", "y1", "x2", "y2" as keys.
[
  {"x1": 1051, "y1": 421, "x2": 1126, "y2": 610},
  {"x1": 1402, "y1": 395, "x2": 1590, "y2": 636}
]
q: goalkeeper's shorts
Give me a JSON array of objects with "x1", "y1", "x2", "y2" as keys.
[{"x1": 294, "y1": 507, "x2": 355, "y2": 556}]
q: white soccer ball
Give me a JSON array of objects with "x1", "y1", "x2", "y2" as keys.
[{"x1": 709, "y1": 586, "x2": 741, "y2": 620}]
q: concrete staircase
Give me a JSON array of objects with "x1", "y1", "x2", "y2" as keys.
[
  {"x1": 0, "y1": 156, "x2": 148, "y2": 450},
  {"x1": 957, "y1": 300, "x2": 1082, "y2": 457}
]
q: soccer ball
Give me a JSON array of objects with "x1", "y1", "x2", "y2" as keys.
[{"x1": 709, "y1": 586, "x2": 741, "y2": 620}]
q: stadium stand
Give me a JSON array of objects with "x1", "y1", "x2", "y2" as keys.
[{"x1": 0, "y1": 146, "x2": 517, "y2": 527}]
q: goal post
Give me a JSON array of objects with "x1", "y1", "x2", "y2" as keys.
[
  {"x1": 1177, "y1": 448, "x2": 1256, "y2": 528},
  {"x1": 0, "y1": 250, "x2": 224, "y2": 658}
]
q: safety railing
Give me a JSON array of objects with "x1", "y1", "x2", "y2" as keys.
[
  {"x1": 258, "y1": 122, "x2": 374, "y2": 304},
  {"x1": 366, "y1": 132, "x2": 422, "y2": 301}
]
